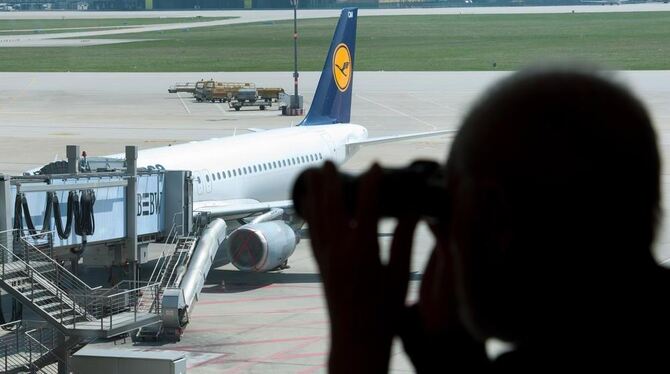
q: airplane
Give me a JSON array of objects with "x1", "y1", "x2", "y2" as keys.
[{"x1": 103, "y1": 7, "x2": 452, "y2": 273}]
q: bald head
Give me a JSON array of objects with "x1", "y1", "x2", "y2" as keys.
[
  {"x1": 449, "y1": 67, "x2": 660, "y2": 257},
  {"x1": 443, "y1": 67, "x2": 661, "y2": 342}
]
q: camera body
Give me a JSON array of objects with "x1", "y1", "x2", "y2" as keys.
[{"x1": 292, "y1": 160, "x2": 447, "y2": 221}]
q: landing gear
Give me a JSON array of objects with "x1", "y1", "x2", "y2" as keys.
[{"x1": 272, "y1": 260, "x2": 290, "y2": 271}]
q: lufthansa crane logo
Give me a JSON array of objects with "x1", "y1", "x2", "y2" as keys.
[{"x1": 332, "y1": 43, "x2": 352, "y2": 92}]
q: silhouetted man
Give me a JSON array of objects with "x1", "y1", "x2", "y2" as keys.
[{"x1": 299, "y1": 67, "x2": 669, "y2": 372}]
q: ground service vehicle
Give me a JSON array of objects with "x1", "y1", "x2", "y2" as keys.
[
  {"x1": 257, "y1": 87, "x2": 285, "y2": 102},
  {"x1": 206, "y1": 82, "x2": 256, "y2": 102},
  {"x1": 229, "y1": 88, "x2": 273, "y2": 111},
  {"x1": 168, "y1": 81, "x2": 201, "y2": 94}
]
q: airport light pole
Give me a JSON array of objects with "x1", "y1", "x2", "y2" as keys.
[{"x1": 290, "y1": 0, "x2": 303, "y2": 114}]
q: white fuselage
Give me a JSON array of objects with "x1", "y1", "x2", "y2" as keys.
[{"x1": 121, "y1": 124, "x2": 368, "y2": 203}]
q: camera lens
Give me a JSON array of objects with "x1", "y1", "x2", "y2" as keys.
[{"x1": 292, "y1": 160, "x2": 447, "y2": 220}]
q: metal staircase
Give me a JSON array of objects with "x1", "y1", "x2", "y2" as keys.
[
  {"x1": 0, "y1": 320, "x2": 81, "y2": 374},
  {"x1": 0, "y1": 230, "x2": 162, "y2": 339},
  {"x1": 135, "y1": 235, "x2": 198, "y2": 341},
  {"x1": 161, "y1": 237, "x2": 198, "y2": 289}
]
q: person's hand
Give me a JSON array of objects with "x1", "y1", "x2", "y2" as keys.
[
  {"x1": 416, "y1": 240, "x2": 459, "y2": 333},
  {"x1": 300, "y1": 162, "x2": 419, "y2": 373}
]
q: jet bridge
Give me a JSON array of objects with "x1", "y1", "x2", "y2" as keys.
[
  {"x1": 0, "y1": 146, "x2": 193, "y2": 272},
  {"x1": 0, "y1": 144, "x2": 231, "y2": 351}
]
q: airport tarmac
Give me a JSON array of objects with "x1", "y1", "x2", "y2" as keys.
[{"x1": 2, "y1": 70, "x2": 670, "y2": 372}]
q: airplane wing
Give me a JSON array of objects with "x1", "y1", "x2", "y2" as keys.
[
  {"x1": 346, "y1": 129, "x2": 455, "y2": 154},
  {"x1": 193, "y1": 199, "x2": 293, "y2": 220}
]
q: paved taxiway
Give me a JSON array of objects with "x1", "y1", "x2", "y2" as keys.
[
  {"x1": 2, "y1": 70, "x2": 670, "y2": 372},
  {"x1": 1, "y1": 4, "x2": 668, "y2": 47}
]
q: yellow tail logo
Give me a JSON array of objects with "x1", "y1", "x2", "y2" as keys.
[{"x1": 332, "y1": 43, "x2": 352, "y2": 92}]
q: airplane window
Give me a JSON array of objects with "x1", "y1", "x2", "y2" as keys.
[
  {"x1": 292, "y1": 158, "x2": 296, "y2": 164},
  {"x1": 253, "y1": 165, "x2": 257, "y2": 172},
  {"x1": 217, "y1": 172, "x2": 221, "y2": 179},
  {"x1": 244, "y1": 168, "x2": 247, "y2": 175},
  {"x1": 233, "y1": 170, "x2": 237, "y2": 176},
  {"x1": 273, "y1": 161, "x2": 277, "y2": 168},
  {"x1": 222, "y1": 172, "x2": 226, "y2": 179},
  {"x1": 310, "y1": 155, "x2": 314, "y2": 161},
  {"x1": 301, "y1": 156, "x2": 305, "y2": 163},
  {"x1": 196, "y1": 176, "x2": 201, "y2": 184},
  {"x1": 282, "y1": 160, "x2": 287, "y2": 167},
  {"x1": 206, "y1": 175, "x2": 210, "y2": 182},
  {"x1": 319, "y1": 153, "x2": 323, "y2": 159},
  {"x1": 237, "y1": 168, "x2": 241, "y2": 175},
  {"x1": 227, "y1": 171, "x2": 231, "y2": 178}
]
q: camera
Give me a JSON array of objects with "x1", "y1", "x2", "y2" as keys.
[{"x1": 292, "y1": 160, "x2": 447, "y2": 221}]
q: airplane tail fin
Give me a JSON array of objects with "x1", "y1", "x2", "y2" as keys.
[{"x1": 299, "y1": 8, "x2": 357, "y2": 126}]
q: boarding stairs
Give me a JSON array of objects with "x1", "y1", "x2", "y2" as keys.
[
  {"x1": 135, "y1": 235, "x2": 198, "y2": 341},
  {"x1": 0, "y1": 230, "x2": 162, "y2": 340}
]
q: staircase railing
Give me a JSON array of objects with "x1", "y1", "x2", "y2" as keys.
[
  {"x1": 151, "y1": 216, "x2": 184, "y2": 288},
  {"x1": 0, "y1": 243, "x2": 92, "y2": 326},
  {"x1": 97, "y1": 280, "x2": 162, "y2": 314},
  {"x1": 0, "y1": 321, "x2": 69, "y2": 374},
  {"x1": 1, "y1": 230, "x2": 161, "y2": 334},
  {"x1": 2, "y1": 230, "x2": 100, "y2": 297},
  {"x1": 24, "y1": 329, "x2": 62, "y2": 374},
  {"x1": 0, "y1": 321, "x2": 30, "y2": 372}
]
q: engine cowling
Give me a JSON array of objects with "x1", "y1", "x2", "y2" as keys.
[{"x1": 227, "y1": 221, "x2": 297, "y2": 272}]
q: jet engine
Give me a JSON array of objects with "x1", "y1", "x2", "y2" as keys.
[{"x1": 227, "y1": 221, "x2": 297, "y2": 272}]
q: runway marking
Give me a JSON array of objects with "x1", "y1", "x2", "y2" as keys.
[
  {"x1": 184, "y1": 335, "x2": 326, "y2": 370},
  {"x1": 186, "y1": 320, "x2": 326, "y2": 334},
  {"x1": 356, "y1": 94, "x2": 438, "y2": 130},
  {"x1": 407, "y1": 92, "x2": 458, "y2": 113},
  {"x1": 195, "y1": 306, "x2": 324, "y2": 317},
  {"x1": 296, "y1": 364, "x2": 326, "y2": 374},
  {"x1": 176, "y1": 92, "x2": 191, "y2": 114},
  {"x1": 198, "y1": 293, "x2": 321, "y2": 305},
  {"x1": 215, "y1": 103, "x2": 228, "y2": 115},
  {"x1": 223, "y1": 336, "x2": 325, "y2": 373}
]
